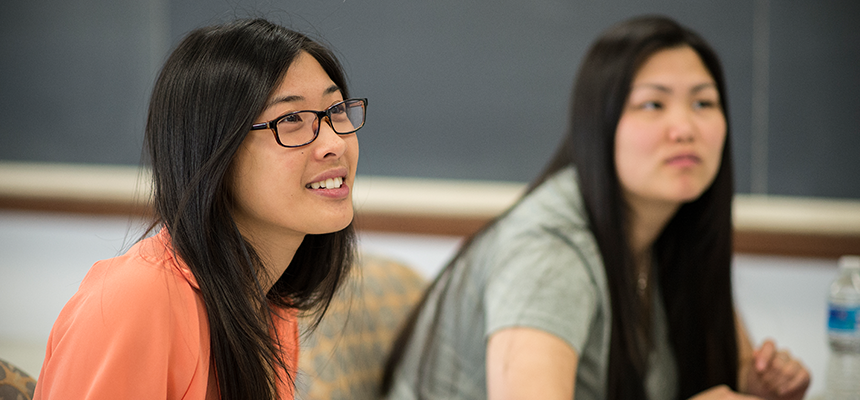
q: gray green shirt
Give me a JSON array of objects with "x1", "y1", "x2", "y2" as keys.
[{"x1": 386, "y1": 167, "x2": 678, "y2": 400}]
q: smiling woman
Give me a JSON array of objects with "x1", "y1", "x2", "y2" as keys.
[
  {"x1": 32, "y1": 19, "x2": 366, "y2": 400},
  {"x1": 229, "y1": 52, "x2": 362, "y2": 281}
]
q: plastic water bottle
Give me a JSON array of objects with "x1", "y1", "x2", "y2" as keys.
[{"x1": 825, "y1": 255, "x2": 860, "y2": 400}]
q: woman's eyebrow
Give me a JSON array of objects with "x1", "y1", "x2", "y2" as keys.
[
  {"x1": 691, "y1": 82, "x2": 718, "y2": 93},
  {"x1": 631, "y1": 83, "x2": 672, "y2": 93},
  {"x1": 630, "y1": 82, "x2": 717, "y2": 94},
  {"x1": 265, "y1": 84, "x2": 342, "y2": 108},
  {"x1": 323, "y1": 84, "x2": 341, "y2": 95},
  {"x1": 266, "y1": 94, "x2": 304, "y2": 108}
]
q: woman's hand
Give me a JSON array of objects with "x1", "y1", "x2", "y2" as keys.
[
  {"x1": 743, "y1": 340, "x2": 810, "y2": 400},
  {"x1": 690, "y1": 385, "x2": 763, "y2": 399}
]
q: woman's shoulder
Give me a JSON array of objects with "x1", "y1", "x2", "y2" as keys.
[
  {"x1": 38, "y1": 231, "x2": 212, "y2": 399},
  {"x1": 505, "y1": 167, "x2": 588, "y2": 232},
  {"x1": 480, "y1": 167, "x2": 595, "y2": 257},
  {"x1": 464, "y1": 166, "x2": 607, "y2": 295},
  {"x1": 88, "y1": 231, "x2": 196, "y2": 294},
  {"x1": 60, "y1": 231, "x2": 204, "y2": 334}
]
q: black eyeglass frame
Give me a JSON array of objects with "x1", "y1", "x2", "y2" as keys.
[{"x1": 250, "y1": 98, "x2": 368, "y2": 148}]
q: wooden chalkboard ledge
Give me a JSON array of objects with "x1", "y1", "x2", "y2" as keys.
[{"x1": 1, "y1": 161, "x2": 858, "y2": 259}]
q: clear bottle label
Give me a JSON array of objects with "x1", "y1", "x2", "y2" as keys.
[{"x1": 828, "y1": 304, "x2": 860, "y2": 334}]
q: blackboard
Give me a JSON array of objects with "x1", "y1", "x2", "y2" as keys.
[{"x1": 1, "y1": 0, "x2": 858, "y2": 199}]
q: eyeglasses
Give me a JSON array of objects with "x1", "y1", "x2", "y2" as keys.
[{"x1": 250, "y1": 98, "x2": 367, "y2": 148}]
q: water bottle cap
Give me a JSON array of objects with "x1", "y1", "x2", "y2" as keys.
[{"x1": 839, "y1": 255, "x2": 860, "y2": 270}]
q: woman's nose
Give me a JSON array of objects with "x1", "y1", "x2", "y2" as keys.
[
  {"x1": 667, "y1": 107, "x2": 696, "y2": 142},
  {"x1": 313, "y1": 117, "x2": 347, "y2": 158}
]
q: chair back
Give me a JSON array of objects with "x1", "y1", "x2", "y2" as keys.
[
  {"x1": 296, "y1": 254, "x2": 427, "y2": 400},
  {"x1": 0, "y1": 357, "x2": 37, "y2": 400}
]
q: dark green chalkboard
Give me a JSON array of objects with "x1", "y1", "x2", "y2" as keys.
[{"x1": 1, "y1": 0, "x2": 857, "y2": 199}]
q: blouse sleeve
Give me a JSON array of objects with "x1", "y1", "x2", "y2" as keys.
[
  {"x1": 34, "y1": 254, "x2": 209, "y2": 399},
  {"x1": 484, "y1": 227, "x2": 601, "y2": 354}
]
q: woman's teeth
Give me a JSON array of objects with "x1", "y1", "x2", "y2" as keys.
[{"x1": 308, "y1": 177, "x2": 343, "y2": 189}]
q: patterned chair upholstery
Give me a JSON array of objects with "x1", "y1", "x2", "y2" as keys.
[
  {"x1": 296, "y1": 254, "x2": 428, "y2": 400},
  {"x1": 0, "y1": 358, "x2": 37, "y2": 400}
]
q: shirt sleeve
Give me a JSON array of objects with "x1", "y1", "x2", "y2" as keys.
[
  {"x1": 34, "y1": 254, "x2": 208, "y2": 399},
  {"x1": 484, "y1": 227, "x2": 600, "y2": 354}
]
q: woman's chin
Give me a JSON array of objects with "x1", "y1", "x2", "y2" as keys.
[{"x1": 311, "y1": 213, "x2": 354, "y2": 235}]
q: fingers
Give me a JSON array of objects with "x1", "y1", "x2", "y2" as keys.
[
  {"x1": 753, "y1": 339, "x2": 776, "y2": 372},
  {"x1": 775, "y1": 356, "x2": 811, "y2": 397},
  {"x1": 759, "y1": 350, "x2": 791, "y2": 386},
  {"x1": 746, "y1": 342, "x2": 811, "y2": 400},
  {"x1": 692, "y1": 385, "x2": 765, "y2": 400}
]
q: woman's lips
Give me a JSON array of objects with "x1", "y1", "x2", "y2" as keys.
[
  {"x1": 306, "y1": 176, "x2": 350, "y2": 199},
  {"x1": 665, "y1": 154, "x2": 701, "y2": 167}
]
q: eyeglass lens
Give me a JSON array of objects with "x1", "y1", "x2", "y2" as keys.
[{"x1": 276, "y1": 99, "x2": 365, "y2": 146}]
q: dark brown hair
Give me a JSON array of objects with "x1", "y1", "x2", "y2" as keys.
[{"x1": 145, "y1": 18, "x2": 356, "y2": 399}]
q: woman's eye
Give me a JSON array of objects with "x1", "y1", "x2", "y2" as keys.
[
  {"x1": 640, "y1": 101, "x2": 662, "y2": 110},
  {"x1": 694, "y1": 100, "x2": 717, "y2": 109},
  {"x1": 329, "y1": 103, "x2": 347, "y2": 115},
  {"x1": 281, "y1": 113, "x2": 303, "y2": 123}
]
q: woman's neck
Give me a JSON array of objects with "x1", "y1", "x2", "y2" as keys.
[
  {"x1": 256, "y1": 236, "x2": 303, "y2": 292},
  {"x1": 236, "y1": 226, "x2": 304, "y2": 293},
  {"x1": 625, "y1": 194, "x2": 680, "y2": 262}
]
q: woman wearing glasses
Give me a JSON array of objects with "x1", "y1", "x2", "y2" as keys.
[
  {"x1": 383, "y1": 16, "x2": 808, "y2": 400},
  {"x1": 34, "y1": 19, "x2": 366, "y2": 400}
]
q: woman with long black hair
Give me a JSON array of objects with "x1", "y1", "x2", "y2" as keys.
[
  {"x1": 35, "y1": 18, "x2": 367, "y2": 399},
  {"x1": 383, "y1": 16, "x2": 808, "y2": 400}
]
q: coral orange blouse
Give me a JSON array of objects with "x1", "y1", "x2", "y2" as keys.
[{"x1": 34, "y1": 229, "x2": 299, "y2": 399}]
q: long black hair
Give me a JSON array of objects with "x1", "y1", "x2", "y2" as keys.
[
  {"x1": 145, "y1": 18, "x2": 356, "y2": 400},
  {"x1": 383, "y1": 15, "x2": 736, "y2": 399}
]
